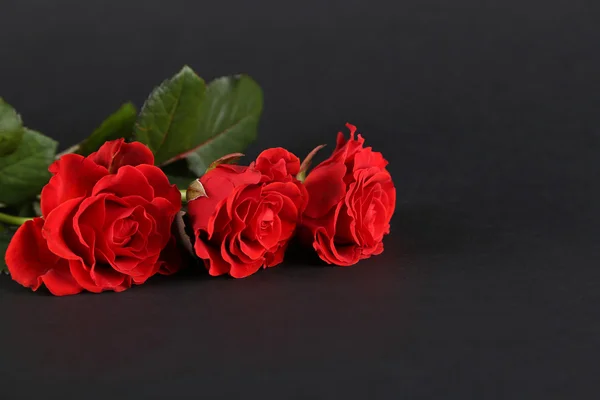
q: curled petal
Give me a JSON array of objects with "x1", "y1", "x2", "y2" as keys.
[
  {"x1": 194, "y1": 234, "x2": 230, "y2": 277},
  {"x1": 42, "y1": 262, "x2": 83, "y2": 296},
  {"x1": 92, "y1": 165, "x2": 154, "y2": 201},
  {"x1": 135, "y1": 164, "x2": 181, "y2": 209},
  {"x1": 303, "y1": 161, "x2": 347, "y2": 219},
  {"x1": 6, "y1": 218, "x2": 55, "y2": 291},
  {"x1": 43, "y1": 197, "x2": 88, "y2": 262},
  {"x1": 255, "y1": 147, "x2": 301, "y2": 181},
  {"x1": 41, "y1": 154, "x2": 107, "y2": 217},
  {"x1": 88, "y1": 138, "x2": 154, "y2": 173},
  {"x1": 187, "y1": 165, "x2": 261, "y2": 233},
  {"x1": 264, "y1": 242, "x2": 287, "y2": 267}
]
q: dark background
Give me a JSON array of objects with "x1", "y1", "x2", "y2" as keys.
[{"x1": 1, "y1": 0, "x2": 599, "y2": 398}]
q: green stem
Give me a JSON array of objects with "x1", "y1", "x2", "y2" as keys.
[
  {"x1": 180, "y1": 189, "x2": 187, "y2": 203},
  {"x1": 0, "y1": 212, "x2": 32, "y2": 226}
]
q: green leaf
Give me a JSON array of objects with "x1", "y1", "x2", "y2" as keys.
[
  {"x1": 0, "y1": 98, "x2": 24, "y2": 156},
  {"x1": 161, "y1": 158, "x2": 197, "y2": 189},
  {"x1": 76, "y1": 102, "x2": 137, "y2": 156},
  {"x1": 185, "y1": 75, "x2": 262, "y2": 176},
  {"x1": 166, "y1": 174, "x2": 196, "y2": 190},
  {"x1": 0, "y1": 224, "x2": 16, "y2": 274},
  {"x1": 134, "y1": 66, "x2": 206, "y2": 165},
  {"x1": 17, "y1": 201, "x2": 36, "y2": 217},
  {"x1": 0, "y1": 129, "x2": 57, "y2": 206}
]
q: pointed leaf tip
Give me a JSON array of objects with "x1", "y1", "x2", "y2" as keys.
[
  {"x1": 0, "y1": 129, "x2": 57, "y2": 205},
  {"x1": 134, "y1": 66, "x2": 206, "y2": 165},
  {"x1": 76, "y1": 102, "x2": 138, "y2": 156},
  {"x1": 184, "y1": 75, "x2": 263, "y2": 176}
]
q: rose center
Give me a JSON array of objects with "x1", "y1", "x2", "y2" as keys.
[
  {"x1": 112, "y1": 218, "x2": 139, "y2": 246},
  {"x1": 260, "y1": 208, "x2": 274, "y2": 231}
]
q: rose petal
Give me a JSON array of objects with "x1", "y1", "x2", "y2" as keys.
[
  {"x1": 121, "y1": 255, "x2": 161, "y2": 284},
  {"x1": 90, "y1": 259, "x2": 131, "y2": 291},
  {"x1": 92, "y1": 165, "x2": 154, "y2": 201},
  {"x1": 330, "y1": 124, "x2": 366, "y2": 164},
  {"x1": 135, "y1": 164, "x2": 181, "y2": 210},
  {"x1": 194, "y1": 233, "x2": 231, "y2": 276},
  {"x1": 237, "y1": 235, "x2": 265, "y2": 261},
  {"x1": 88, "y1": 139, "x2": 154, "y2": 173},
  {"x1": 41, "y1": 154, "x2": 108, "y2": 217},
  {"x1": 229, "y1": 259, "x2": 263, "y2": 279},
  {"x1": 187, "y1": 166, "x2": 261, "y2": 233},
  {"x1": 67, "y1": 260, "x2": 102, "y2": 293},
  {"x1": 303, "y1": 162, "x2": 347, "y2": 219},
  {"x1": 354, "y1": 146, "x2": 388, "y2": 170},
  {"x1": 5, "y1": 218, "x2": 55, "y2": 291},
  {"x1": 264, "y1": 242, "x2": 287, "y2": 267},
  {"x1": 42, "y1": 262, "x2": 83, "y2": 296},
  {"x1": 255, "y1": 147, "x2": 301, "y2": 181},
  {"x1": 313, "y1": 227, "x2": 361, "y2": 266},
  {"x1": 44, "y1": 197, "x2": 88, "y2": 261}
]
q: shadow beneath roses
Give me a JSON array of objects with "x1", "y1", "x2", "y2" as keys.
[
  {"x1": 0, "y1": 274, "x2": 48, "y2": 295},
  {"x1": 281, "y1": 240, "x2": 327, "y2": 268},
  {"x1": 264, "y1": 203, "x2": 491, "y2": 270},
  {"x1": 144, "y1": 259, "x2": 210, "y2": 288},
  {"x1": 282, "y1": 203, "x2": 497, "y2": 267}
]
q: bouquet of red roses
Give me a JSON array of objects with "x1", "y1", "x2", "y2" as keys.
[{"x1": 0, "y1": 66, "x2": 396, "y2": 295}]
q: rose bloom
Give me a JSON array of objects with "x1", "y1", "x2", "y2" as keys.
[
  {"x1": 187, "y1": 149, "x2": 307, "y2": 278},
  {"x1": 301, "y1": 124, "x2": 396, "y2": 266},
  {"x1": 5, "y1": 139, "x2": 181, "y2": 295}
]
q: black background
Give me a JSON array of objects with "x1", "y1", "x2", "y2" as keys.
[{"x1": 1, "y1": 0, "x2": 599, "y2": 398}]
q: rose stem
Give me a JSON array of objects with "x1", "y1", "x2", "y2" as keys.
[
  {"x1": 0, "y1": 212, "x2": 31, "y2": 226},
  {"x1": 180, "y1": 190, "x2": 187, "y2": 203}
]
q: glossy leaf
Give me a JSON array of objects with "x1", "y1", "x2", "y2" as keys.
[
  {"x1": 166, "y1": 174, "x2": 196, "y2": 190},
  {"x1": 0, "y1": 98, "x2": 24, "y2": 156},
  {"x1": 0, "y1": 129, "x2": 57, "y2": 205},
  {"x1": 134, "y1": 66, "x2": 206, "y2": 165},
  {"x1": 77, "y1": 102, "x2": 137, "y2": 156},
  {"x1": 185, "y1": 75, "x2": 262, "y2": 176}
]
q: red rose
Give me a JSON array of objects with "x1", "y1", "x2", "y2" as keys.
[
  {"x1": 301, "y1": 124, "x2": 396, "y2": 266},
  {"x1": 254, "y1": 147, "x2": 301, "y2": 182},
  {"x1": 187, "y1": 149, "x2": 306, "y2": 278},
  {"x1": 254, "y1": 147, "x2": 309, "y2": 210},
  {"x1": 5, "y1": 139, "x2": 181, "y2": 295}
]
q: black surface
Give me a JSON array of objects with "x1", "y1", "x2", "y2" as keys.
[{"x1": 1, "y1": 0, "x2": 599, "y2": 398}]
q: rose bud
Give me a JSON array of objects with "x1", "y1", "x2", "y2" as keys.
[
  {"x1": 5, "y1": 139, "x2": 182, "y2": 295},
  {"x1": 187, "y1": 149, "x2": 306, "y2": 278},
  {"x1": 253, "y1": 147, "x2": 309, "y2": 210},
  {"x1": 300, "y1": 124, "x2": 396, "y2": 266}
]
